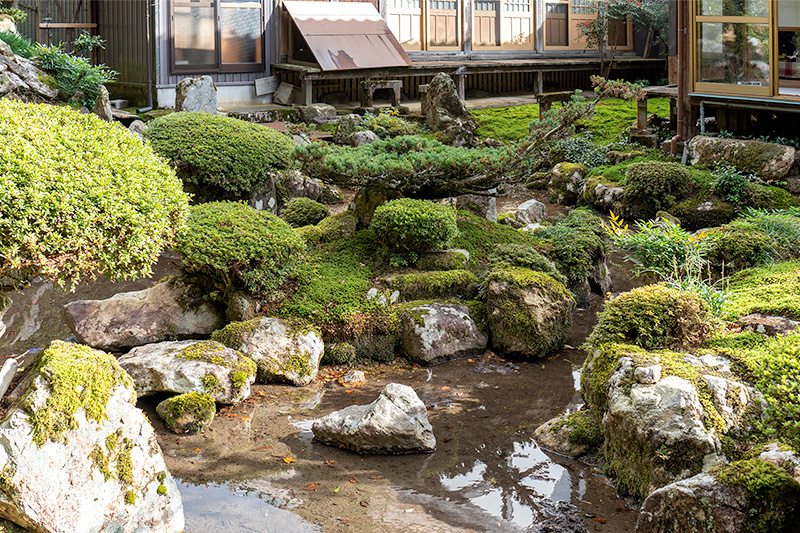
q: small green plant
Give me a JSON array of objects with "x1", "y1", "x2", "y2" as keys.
[
  {"x1": 144, "y1": 113, "x2": 295, "y2": 199},
  {"x1": 281, "y1": 197, "x2": 330, "y2": 228},
  {"x1": 713, "y1": 165, "x2": 751, "y2": 206},
  {"x1": 0, "y1": 7, "x2": 26, "y2": 22},
  {"x1": 0, "y1": 30, "x2": 34, "y2": 58},
  {"x1": 362, "y1": 108, "x2": 417, "y2": 138},
  {"x1": 175, "y1": 202, "x2": 305, "y2": 297},
  {"x1": 370, "y1": 198, "x2": 459, "y2": 264},
  {"x1": 73, "y1": 31, "x2": 106, "y2": 53},
  {"x1": 34, "y1": 44, "x2": 117, "y2": 107},
  {"x1": 551, "y1": 134, "x2": 608, "y2": 169}
]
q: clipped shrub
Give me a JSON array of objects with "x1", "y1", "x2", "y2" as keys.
[
  {"x1": 323, "y1": 342, "x2": 357, "y2": 365},
  {"x1": 586, "y1": 284, "x2": 716, "y2": 349},
  {"x1": 175, "y1": 202, "x2": 305, "y2": 296},
  {"x1": 371, "y1": 198, "x2": 459, "y2": 263},
  {"x1": 281, "y1": 197, "x2": 330, "y2": 228},
  {"x1": 35, "y1": 44, "x2": 116, "y2": 107},
  {"x1": 706, "y1": 226, "x2": 775, "y2": 272},
  {"x1": 0, "y1": 101, "x2": 188, "y2": 290},
  {"x1": 724, "y1": 261, "x2": 800, "y2": 320},
  {"x1": 144, "y1": 112, "x2": 295, "y2": 198},
  {"x1": 623, "y1": 161, "x2": 691, "y2": 220},
  {"x1": 488, "y1": 243, "x2": 567, "y2": 285}
]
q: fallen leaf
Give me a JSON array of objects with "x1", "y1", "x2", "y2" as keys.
[
  {"x1": 239, "y1": 416, "x2": 251, "y2": 422},
  {"x1": 369, "y1": 474, "x2": 384, "y2": 479},
  {"x1": 440, "y1": 386, "x2": 451, "y2": 391},
  {"x1": 443, "y1": 438, "x2": 452, "y2": 443},
  {"x1": 304, "y1": 483, "x2": 318, "y2": 491},
  {"x1": 325, "y1": 460, "x2": 336, "y2": 465},
  {"x1": 255, "y1": 445, "x2": 273, "y2": 451},
  {"x1": 359, "y1": 501, "x2": 368, "y2": 507},
  {"x1": 591, "y1": 517, "x2": 607, "y2": 524},
  {"x1": 226, "y1": 414, "x2": 238, "y2": 418},
  {"x1": 192, "y1": 448, "x2": 202, "y2": 453},
  {"x1": 336, "y1": 517, "x2": 354, "y2": 523},
  {"x1": 349, "y1": 477, "x2": 357, "y2": 483},
  {"x1": 333, "y1": 486, "x2": 340, "y2": 493},
  {"x1": 283, "y1": 456, "x2": 297, "y2": 464}
]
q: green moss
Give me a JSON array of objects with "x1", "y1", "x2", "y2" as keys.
[
  {"x1": 281, "y1": 197, "x2": 330, "y2": 228},
  {"x1": 702, "y1": 139, "x2": 789, "y2": 178},
  {"x1": 177, "y1": 340, "x2": 256, "y2": 396},
  {"x1": 25, "y1": 340, "x2": 134, "y2": 447},
  {"x1": 177, "y1": 340, "x2": 227, "y2": 366},
  {"x1": 488, "y1": 267, "x2": 572, "y2": 301},
  {"x1": 671, "y1": 195, "x2": 735, "y2": 231},
  {"x1": 561, "y1": 411, "x2": 603, "y2": 447},
  {"x1": 586, "y1": 284, "x2": 716, "y2": 350},
  {"x1": 712, "y1": 458, "x2": 800, "y2": 532},
  {"x1": 746, "y1": 184, "x2": 800, "y2": 210},
  {"x1": 623, "y1": 161, "x2": 691, "y2": 220},
  {"x1": 725, "y1": 261, "x2": 800, "y2": 320},
  {"x1": 323, "y1": 342, "x2": 357, "y2": 365},
  {"x1": 124, "y1": 490, "x2": 136, "y2": 505},
  {"x1": 0, "y1": 465, "x2": 16, "y2": 497},
  {"x1": 451, "y1": 211, "x2": 545, "y2": 269},
  {"x1": 156, "y1": 392, "x2": 216, "y2": 434},
  {"x1": 391, "y1": 269, "x2": 478, "y2": 300},
  {"x1": 211, "y1": 320, "x2": 260, "y2": 349},
  {"x1": 201, "y1": 374, "x2": 222, "y2": 395},
  {"x1": 316, "y1": 211, "x2": 358, "y2": 243},
  {"x1": 89, "y1": 447, "x2": 112, "y2": 481},
  {"x1": 157, "y1": 484, "x2": 167, "y2": 496},
  {"x1": 105, "y1": 428, "x2": 121, "y2": 453},
  {"x1": 116, "y1": 438, "x2": 134, "y2": 485}
]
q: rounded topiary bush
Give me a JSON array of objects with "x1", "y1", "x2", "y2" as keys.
[
  {"x1": 0, "y1": 100, "x2": 188, "y2": 289},
  {"x1": 623, "y1": 161, "x2": 691, "y2": 220},
  {"x1": 370, "y1": 198, "x2": 458, "y2": 261},
  {"x1": 281, "y1": 197, "x2": 330, "y2": 228},
  {"x1": 587, "y1": 284, "x2": 715, "y2": 349},
  {"x1": 143, "y1": 112, "x2": 295, "y2": 198},
  {"x1": 175, "y1": 201, "x2": 305, "y2": 296}
]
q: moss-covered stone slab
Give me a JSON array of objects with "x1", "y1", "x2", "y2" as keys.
[
  {"x1": 485, "y1": 267, "x2": 574, "y2": 359},
  {"x1": 62, "y1": 278, "x2": 225, "y2": 352},
  {"x1": 0, "y1": 340, "x2": 183, "y2": 532},
  {"x1": 118, "y1": 340, "x2": 256, "y2": 404},
  {"x1": 388, "y1": 270, "x2": 478, "y2": 302},
  {"x1": 400, "y1": 302, "x2": 487, "y2": 366},
  {"x1": 156, "y1": 392, "x2": 216, "y2": 435},
  {"x1": 689, "y1": 136, "x2": 796, "y2": 181},
  {"x1": 212, "y1": 317, "x2": 323, "y2": 386}
]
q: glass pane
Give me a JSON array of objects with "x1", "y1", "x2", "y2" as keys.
[
  {"x1": 697, "y1": 22, "x2": 770, "y2": 86},
  {"x1": 174, "y1": 4, "x2": 217, "y2": 69},
  {"x1": 220, "y1": 6, "x2": 262, "y2": 64},
  {"x1": 698, "y1": 0, "x2": 768, "y2": 18}
]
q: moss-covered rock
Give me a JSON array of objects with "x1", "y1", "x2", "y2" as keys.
[
  {"x1": 399, "y1": 302, "x2": 487, "y2": 365},
  {"x1": 706, "y1": 226, "x2": 775, "y2": 272},
  {"x1": 415, "y1": 249, "x2": 470, "y2": 271},
  {"x1": 547, "y1": 162, "x2": 588, "y2": 206},
  {"x1": 724, "y1": 261, "x2": 800, "y2": 320},
  {"x1": 316, "y1": 211, "x2": 358, "y2": 243},
  {"x1": 580, "y1": 176, "x2": 624, "y2": 212},
  {"x1": 281, "y1": 197, "x2": 330, "y2": 228},
  {"x1": 485, "y1": 267, "x2": 574, "y2": 359},
  {"x1": 533, "y1": 410, "x2": 602, "y2": 457},
  {"x1": 672, "y1": 195, "x2": 735, "y2": 231},
  {"x1": 349, "y1": 187, "x2": 402, "y2": 228},
  {"x1": 746, "y1": 183, "x2": 800, "y2": 210},
  {"x1": 156, "y1": 392, "x2": 216, "y2": 435},
  {"x1": 388, "y1": 269, "x2": 478, "y2": 301},
  {"x1": 323, "y1": 342, "x2": 357, "y2": 365},
  {"x1": 689, "y1": 136, "x2": 795, "y2": 181},
  {"x1": 623, "y1": 161, "x2": 691, "y2": 221}
]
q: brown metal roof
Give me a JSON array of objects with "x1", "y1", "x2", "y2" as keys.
[{"x1": 283, "y1": 1, "x2": 412, "y2": 71}]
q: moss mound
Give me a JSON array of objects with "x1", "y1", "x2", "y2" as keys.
[
  {"x1": 725, "y1": 261, "x2": 800, "y2": 320},
  {"x1": 370, "y1": 198, "x2": 459, "y2": 262},
  {"x1": 390, "y1": 269, "x2": 478, "y2": 300},
  {"x1": 587, "y1": 284, "x2": 716, "y2": 349},
  {"x1": 281, "y1": 197, "x2": 330, "y2": 228},
  {"x1": 176, "y1": 201, "x2": 305, "y2": 296},
  {"x1": 144, "y1": 112, "x2": 295, "y2": 198},
  {"x1": 623, "y1": 161, "x2": 691, "y2": 220}
]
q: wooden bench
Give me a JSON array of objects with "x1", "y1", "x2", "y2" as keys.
[
  {"x1": 361, "y1": 79, "x2": 402, "y2": 107},
  {"x1": 535, "y1": 91, "x2": 574, "y2": 119}
]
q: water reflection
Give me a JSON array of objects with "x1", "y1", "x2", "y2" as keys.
[
  {"x1": 438, "y1": 440, "x2": 570, "y2": 529},
  {"x1": 178, "y1": 480, "x2": 321, "y2": 533}
]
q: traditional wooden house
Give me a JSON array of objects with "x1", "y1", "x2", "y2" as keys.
[
  {"x1": 15, "y1": 0, "x2": 666, "y2": 107},
  {"x1": 673, "y1": 0, "x2": 800, "y2": 140}
]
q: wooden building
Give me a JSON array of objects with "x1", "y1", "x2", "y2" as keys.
[
  {"x1": 15, "y1": 0, "x2": 665, "y2": 108},
  {"x1": 674, "y1": 0, "x2": 800, "y2": 139}
]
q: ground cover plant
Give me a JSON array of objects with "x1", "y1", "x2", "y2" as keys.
[{"x1": 145, "y1": 112, "x2": 295, "y2": 200}]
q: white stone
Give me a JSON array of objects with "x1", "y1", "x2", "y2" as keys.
[
  {"x1": 634, "y1": 364, "x2": 661, "y2": 384},
  {"x1": 516, "y1": 198, "x2": 547, "y2": 224},
  {"x1": 175, "y1": 75, "x2": 217, "y2": 113},
  {"x1": 312, "y1": 383, "x2": 435, "y2": 453},
  {"x1": 400, "y1": 303, "x2": 487, "y2": 365}
]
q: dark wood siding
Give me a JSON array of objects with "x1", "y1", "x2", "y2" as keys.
[{"x1": 95, "y1": 0, "x2": 150, "y2": 85}]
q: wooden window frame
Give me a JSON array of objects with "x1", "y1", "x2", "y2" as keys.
[
  {"x1": 543, "y1": 0, "x2": 633, "y2": 52},
  {"x1": 691, "y1": 0, "x2": 775, "y2": 97},
  {"x1": 170, "y1": 0, "x2": 266, "y2": 75}
]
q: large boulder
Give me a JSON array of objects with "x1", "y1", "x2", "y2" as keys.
[
  {"x1": 276, "y1": 169, "x2": 343, "y2": 205},
  {"x1": 486, "y1": 268, "x2": 574, "y2": 359},
  {"x1": 400, "y1": 303, "x2": 487, "y2": 365},
  {"x1": 689, "y1": 136, "x2": 796, "y2": 181},
  {"x1": 583, "y1": 345, "x2": 762, "y2": 500},
  {"x1": 548, "y1": 163, "x2": 587, "y2": 206},
  {"x1": 637, "y1": 450, "x2": 800, "y2": 533},
  {"x1": 297, "y1": 103, "x2": 337, "y2": 124},
  {"x1": 580, "y1": 177, "x2": 624, "y2": 212},
  {"x1": 92, "y1": 85, "x2": 113, "y2": 122},
  {"x1": 451, "y1": 193, "x2": 497, "y2": 222},
  {"x1": 212, "y1": 317, "x2": 324, "y2": 386},
  {"x1": 0, "y1": 341, "x2": 183, "y2": 532},
  {"x1": 311, "y1": 383, "x2": 435, "y2": 453},
  {"x1": 423, "y1": 73, "x2": 477, "y2": 144},
  {"x1": 62, "y1": 278, "x2": 225, "y2": 352},
  {"x1": 348, "y1": 187, "x2": 402, "y2": 228},
  {"x1": 515, "y1": 198, "x2": 547, "y2": 225},
  {"x1": 118, "y1": 340, "x2": 256, "y2": 404},
  {"x1": 174, "y1": 75, "x2": 217, "y2": 113},
  {"x1": 0, "y1": 44, "x2": 58, "y2": 101}
]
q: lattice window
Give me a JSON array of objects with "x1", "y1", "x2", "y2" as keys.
[
  {"x1": 429, "y1": 0, "x2": 456, "y2": 9},
  {"x1": 474, "y1": 0, "x2": 498, "y2": 11},
  {"x1": 571, "y1": 0, "x2": 595, "y2": 15},
  {"x1": 503, "y1": 0, "x2": 530, "y2": 12}
]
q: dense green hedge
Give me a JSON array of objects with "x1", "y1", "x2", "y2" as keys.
[
  {"x1": 144, "y1": 112, "x2": 295, "y2": 198},
  {"x1": 0, "y1": 101, "x2": 188, "y2": 289},
  {"x1": 175, "y1": 201, "x2": 305, "y2": 296}
]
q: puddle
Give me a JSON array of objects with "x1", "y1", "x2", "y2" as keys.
[{"x1": 179, "y1": 480, "x2": 321, "y2": 533}]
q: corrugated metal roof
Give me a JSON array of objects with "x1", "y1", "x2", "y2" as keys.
[{"x1": 283, "y1": 1, "x2": 412, "y2": 71}]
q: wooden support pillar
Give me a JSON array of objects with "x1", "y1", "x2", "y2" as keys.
[
  {"x1": 535, "y1": 71, "x2": 544, "y2": 95},
  {"x1": 455, "y1": 74, "x2": 465, "y2": 100},
  {"x1": 300, "y1": 78, "x2": 312, "y2": 106}
]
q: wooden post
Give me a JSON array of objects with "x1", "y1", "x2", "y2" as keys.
[
  {"x1": 300, "y1": 77, "x2": 312, "y2": 105},
  {"x1": 455, "y1": 73, "x2": 465, "y2": 100},
  {"x1": 463, "y1": 0, "x2": 472, "y2": 56},
  {"x1": 535, "y1": 71, "x2": 544, "y2": 95}
]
